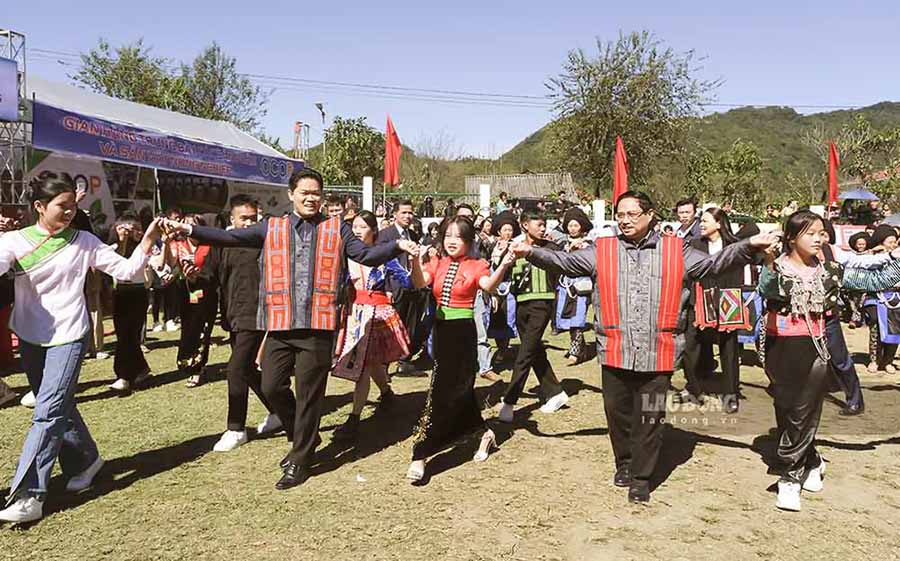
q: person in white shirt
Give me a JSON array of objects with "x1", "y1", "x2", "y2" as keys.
[{"x1": 0, "y1": 172, "x2": 162, "y2": 524}]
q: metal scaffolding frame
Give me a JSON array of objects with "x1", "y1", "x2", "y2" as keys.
[{"x1": 0, "y1": 29, "x2": 29, "y2": 206}]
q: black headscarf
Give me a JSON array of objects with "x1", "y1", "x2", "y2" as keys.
[
  {"x1": 848, "y1": 232, "x2": 870, "y2": 252},
  {"x1": 561, "y1": 206, "x2": 593, "y2": 237},
  {"x1": 490, "y1": 211, "x2": 521, "y2": 238},
  {"x1": 870, "y1": 224, "x2": 898, "y2": 248}
]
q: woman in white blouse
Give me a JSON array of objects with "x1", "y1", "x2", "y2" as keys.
[{"x1": 0, "y1": 172, "x2": 162, "y2": 524}]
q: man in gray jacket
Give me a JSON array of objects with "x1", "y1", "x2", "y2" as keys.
[{"x1": 510, "y1": 190, "x2": 778, "y2": 504}]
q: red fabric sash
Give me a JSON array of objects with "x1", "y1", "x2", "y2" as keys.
[
  {"x1": 263, "y1": 216, "x2": 293, "y2": 331},
  {"x1": 193, "y1": 245, "x2": 210, "y2": 271},
  {"x1": 655, "y1": 236, "x2": 684, "y2": 371},
  {"x1": 354, "y1": 291, "x2": 391, "y2": 306},
  {"x1": 310, "y1": 216, "x2": 343, "y2": 330},
  {"x1": 595, "y1": 237, "x2": 622, "y2": 367}
]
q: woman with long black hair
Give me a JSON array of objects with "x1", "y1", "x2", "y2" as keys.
[
  {"x1": 759, "y1": 210, "x2": 900, "y2": 511},
  {"x1": 331, "y1": 210, "x2": 410, "y2": 441},
  {"x1": 676, "y1": 207, "x2": 746, "y2": 413},
  {"x1": 406, "y1": 216, "x2": 515, "y2": 482},
  {"x1": 0, "y1": 172, "x2": 162, "y2": 523}
]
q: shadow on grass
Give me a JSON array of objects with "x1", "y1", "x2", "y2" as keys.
[
  {"x1": 311, "y1": 388, "x2": 428, "y2": 477},
  {"x1": 72, "y1": 362, "x2": 228, "y2": 406},
  {"x1": 312, "y1": 380, "x2": 509, "y2": 482},
  {"x1": 1, "y1": 433, "x2": 221, "y2": 525}
]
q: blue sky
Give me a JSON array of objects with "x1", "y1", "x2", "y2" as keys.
[{"x1": 9, "y1": 1, "x2": 900, "y2": 156}]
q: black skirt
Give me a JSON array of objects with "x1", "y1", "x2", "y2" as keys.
[{"x1": 412, "y1": 318, "x2": 484, "y2": 460}]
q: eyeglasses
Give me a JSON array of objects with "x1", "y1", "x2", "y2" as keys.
[{"x1": 614, "y1": 210, "x2": 647, "y2": 222}]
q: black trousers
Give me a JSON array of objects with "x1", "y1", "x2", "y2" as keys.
[
  {"x1": 602, "y1": 366, "x2": 670, "y2": 484},
  {"x1": 766, "y1": 335, "x2": 828, "y2": 483},
  {"x1": 226, "y1": 330, "x2": 276, "y2": 431},
  {"x1": 825, "y1": 315, "x2": 863, "y2": 409},
  {"x1": 504, "y1": 299, "x2": 562, "y2": 405},
  {"x1": 682, "y1": 315, "x2": 740, "y2": 400},
  {"x1": 163, "y1": 280, "x2": 184, "y2": 322},
  {"x1": 261, "y1": 329, "x2": 333, "y2": 467},
  {"x1": 113, "y1": 285, "x2": 150, "y2": 382},
  {"x1": 176, "y1": 296, "x2": 217, "y2": 375},
  {"x1": 150, "y1": 288, "x2": 164, "y2": 324}
]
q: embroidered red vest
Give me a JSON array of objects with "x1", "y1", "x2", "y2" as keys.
[
  {"x1": 594, "y1": 235, "x2": 685, "y2": 371},
  {"x1": 261, "y1": 215, "x2": 344, "y2": 331}
]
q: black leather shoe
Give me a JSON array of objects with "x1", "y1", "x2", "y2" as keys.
[
  {"x1": 724, "y1": 399, "x2": 739, "y2": 415},
  {"x1": 276, "y1": 463, "x2": 311, "y2": 490},
  {"x1": 628, "y1": 482, "x2": 650, "y2": 504},
  {"x1": 279, "y1": 455, "x2": 291, "y2": 471},
  {"x1": 839, "y1": 403, "x2": 865, "y2": 416},
  {"x1": 613, "y1": 466, "x2": 632, "y2": 488}
]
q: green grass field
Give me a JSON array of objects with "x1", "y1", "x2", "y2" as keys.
[{"x1": 2, "y1": 320, "x2": 900, "y2": 561}]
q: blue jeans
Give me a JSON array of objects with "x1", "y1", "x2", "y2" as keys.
[
  {"x1": 7, "y1": 335, "x2": 98, "y2": 502},
  {"x1": 474, "y1": 291, "x2": 493, "y2": 374}
]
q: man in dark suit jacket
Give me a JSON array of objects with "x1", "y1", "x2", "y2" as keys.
[
  {"x1": 376, "y1": 200, "x2": 420, "y2": 271},
  {"x1": 377, "y1": 200, "x2": 424, "y2": 371}
]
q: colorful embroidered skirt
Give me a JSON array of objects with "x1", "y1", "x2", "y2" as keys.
[{"x1": 333, "y1": 303, "x2": 410, "y2": 381}]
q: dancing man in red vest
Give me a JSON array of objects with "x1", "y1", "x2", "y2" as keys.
[
  {"x1": 162, "y1": 169, "x2": 418, "y2": 490},
  {"x1": 510, "y1": 191, "x2": 778, "y2": 504}
]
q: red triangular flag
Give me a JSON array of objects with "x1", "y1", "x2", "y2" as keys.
[
  {"x1": 613, "y1": 136, "x2": 628, "y2": 203},
  {"x1": 384, "y1": 116, "x2": 402, "y2": 187},
  {"x1": 828, "y1": 142, "x2": 840, "y2": 206}
]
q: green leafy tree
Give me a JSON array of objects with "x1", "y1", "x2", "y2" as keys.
[
  {"x1": 74, "y1": 39, "x2": 268, "y2": 135},
  {"x1": 547, "y1": 30, "x2": 720, "y2": 197},
  {"x1": 73, "y1": 39, "x2": 186, "y2": 110},
  {"x1": 310, "y1": 116, "x2": 384, "y2": 185},
  {"x1": 177, "y1": 43, "x2": 268, "y2": 133},
  {"x1": 684, "y1": 139, "x2": 764, "y2": 213}
]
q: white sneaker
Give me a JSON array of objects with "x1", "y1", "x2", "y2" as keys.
[
  {"x1": 66, "y1": 456, "x2": 105, "y2": 492},
  {"x1": 0, "y1": 494, "x2": 43, "y2": 523},
  {"x1": 802, "y1": 462, "x2": 826, "y2": 493},
  {"x1": 776, "y1": 480, "x2": 802, "y2": 512},
  {"x1": 213, "y1": 430, "x2": 248, "y2": 452},
  {"x1": 152, "y1": 324, "x2": 164, "y2": 333},
  {"x1": 95, "y1": 351, "x2": 110, "y2": 360},
  {"x1": 20, "y1": 391, "x2": 35, "y2": 408},
  {"x1": 108, "y1": 378, "x2": 131, "y2": 392},
  {"x1": 255, "y1": 414, "x2": 283, "y2": 435},
  {"x1": 165, "y1": 320, "x2": 179, "y2": 332},
  {"x1": 497, "y1": 402, "x2": 514, "y2": 423},
  {"x1": 539, "y1": 391, "x2": 570, "y2": 414}
]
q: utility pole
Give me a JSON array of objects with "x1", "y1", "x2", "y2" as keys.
[{"x1": 314, "y1": 102, "x2": 326, "y2": 161}]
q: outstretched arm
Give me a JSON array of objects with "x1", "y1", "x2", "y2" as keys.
[
  {"x1": 684, "y1": 233, "x2": 779, "y2": 280},
  {"x1": 162, "y1": 218, "x2": 268, "y2": 248},
  {"x1": 479, "y1": 250, "x2": 516, "y2": 294},
  {"x1": 842, "y1": 253, "x2": 900, "y2": 292},
  {"x1": 342, "y1": 221, "x2": 405, "y2": 266},
  {"x1": 514, "y1": 242, "x2": 596, "y2": 279}
]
